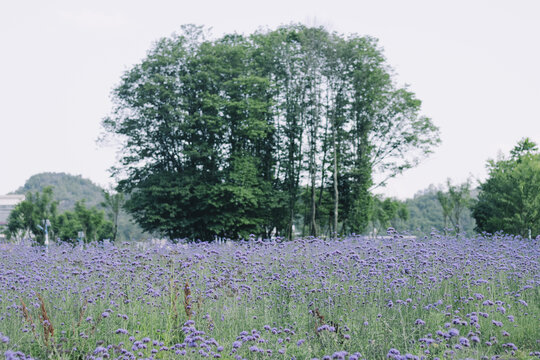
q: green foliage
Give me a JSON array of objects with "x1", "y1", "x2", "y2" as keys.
[
  {"x1": 54, "y1": 200, "x2": 113, "y2": 243},
  {"x1": 5, "y1": 186, "x2": 114, "y2": 244},
  {"x1": 370, "y1": 196, "x2": 409, "y2": 231},
  {"x1": 399, "y1": 185, "x2": 476, "y2": 236},
  {"x1": 436, "y1": 179, "x2": 472, "y2": 235},
  {"x1": 103, "y1": 25, "x2": 440, "y2": 240},
  {"x1": 13, "y1": 172, "x2": 104, "y2": 211},
  {"x1": 473, "y1": 138, "x2": 540, "y2": 237},
  {"x1": 11, "y1": 172, "x2": 147, "y2": 241},
  {"x1": 4, "y1": 186, "x2": 57, "y2": 244}
]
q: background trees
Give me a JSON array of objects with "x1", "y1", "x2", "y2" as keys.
[
  {"x1": 102, "y1": 25, "x2": 440, "y2": 241},
  {"x1": 472, "y1": 138, "x2": 540, "y2": 238},
  {"x1": 436, "y1": 179, "x2": 472, "y2": 235},
  {"x1": 54, "y1": 200, "x2": 113, "y2": 243},
  {"x1": 370, "y1": 196, "x2": 409, "y2": 233},
  {"x1": 4, "y1": 186, "x2": 114, "y2": 244},
  {"x1": 10, "y1": 172, "x2": 146, "y2": 241}
]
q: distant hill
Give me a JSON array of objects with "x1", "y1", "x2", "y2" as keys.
[
  {"x1": 13, "y1": 172, "x2": 104, "y2": 212},
  {"x1": 11, "y1": 172, "x2": 149, "y2": 241},
  {"x1": 399, "y1": 184, "x2": 477, "y2": 236}
]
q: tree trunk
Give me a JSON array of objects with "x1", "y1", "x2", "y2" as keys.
[{"x1": 333, "y1": 119, "x2": 339, "y2": 238}]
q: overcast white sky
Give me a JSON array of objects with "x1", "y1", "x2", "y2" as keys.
[{"x1": 1, "y1": 0, "x2": 539, "y2": 198}]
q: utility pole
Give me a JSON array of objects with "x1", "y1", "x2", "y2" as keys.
[
  {"x1": 37, "y1": 219, "x2": 51, "y2": 248},
  {"x1": 44, "y1": 219, "x2": 50, "y2": 247}
]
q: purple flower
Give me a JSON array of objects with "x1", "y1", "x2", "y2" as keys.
[
  {"x1": 502, "y1": 343, "x2": 518, "y2": 351},
  {"x1": 387, "y1": 348, "x2": 401, "y2": 357},
  {"x1": 93, "y1": 346, "x2": 107, "y2": 355},
  {"x1": 332, "y1": 351, "x2": 348, "y2": 359}
]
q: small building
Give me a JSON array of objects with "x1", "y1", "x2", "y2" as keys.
[{"x1": 0, "y1": 195, "x2": 25, "y2": 226}]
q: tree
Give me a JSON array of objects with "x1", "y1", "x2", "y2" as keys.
[
  {"x1": 102, "y1": 25, "x2": 439, "y2": 241},
  {"x1": 101, "y1": 190, "x2": 125, "y2": 242},
  {"x1": 437, "y1": 179, "x2": 471, "y2": 235},
  {"x1": 400, "y1": 185, "x2": 476, "y2": 236},
  {"x1": 371, "y1": 196, "x2": 409, "y2": 232},
  {"x1": 472, "y1": 138, "x2": 540, "y2": 237},
  {"x1": 54, "y1": 200, "x2": 113, "y2": 243},
  {"x1": 436, "y1": 190, "x2": 452, "y2": 235},
  {"x1": 4, "y1": 187, "x2": 57, "y2": 244},
  {"x1": 447, "y1": 180, "x2": 471, "y2": 235}
]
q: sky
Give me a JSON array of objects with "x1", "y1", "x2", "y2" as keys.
[{"x1": 1, "y1": 0, "x2": 539, "y2": 199}]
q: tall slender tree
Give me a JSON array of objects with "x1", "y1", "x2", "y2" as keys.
[{"x1": 101, "y1": 190, "x2": 125, "y2": 242}]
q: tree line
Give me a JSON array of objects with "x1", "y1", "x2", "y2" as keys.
[
  {"x1": 3, "y1": 186, "x2": 122, "y2": 244},
  {"x1": 4, "y1": 136, "x2": 538, "y2": 243},
  {"x1": 432, "y1": 138, "x2": 539, "y2": 238},
  {"x1": 101, "y1": 25, "x2": 440, "y2": 241}
]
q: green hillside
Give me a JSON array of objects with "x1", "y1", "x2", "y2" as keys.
[
  {"x1": 400, "y1": 184, "x2": 476, "y2": 236},
  {"x1": 13, "y1": 172, "x2": 104, "y2": 211}
]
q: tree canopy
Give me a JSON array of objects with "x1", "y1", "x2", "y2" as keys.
[
  {"x1": 102, "y1": 25, "x2": 440, "y2": 241},
  {"x1": 472, "y1": 138, "x2": 540, "y2": 238}
]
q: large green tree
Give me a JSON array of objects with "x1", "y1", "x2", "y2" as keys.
[
  {"x1": 102, "y1": 25, "x2": 439, "y2": 241},
  {"x1": 472, "y1": 138, "x2": 540, "y2": 238}
]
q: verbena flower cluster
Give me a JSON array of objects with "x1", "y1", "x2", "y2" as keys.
[{"x1": 0, "y1": 233, "x2": 538, "y2": 359}]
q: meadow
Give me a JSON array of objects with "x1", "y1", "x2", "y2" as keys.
[{"x1": 0, "y1": 233, "x2": 538, "y2": 360}]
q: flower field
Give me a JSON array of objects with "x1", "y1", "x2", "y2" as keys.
[{"x1": 0, "y1": 234, "x2": 539, "y2": 360}]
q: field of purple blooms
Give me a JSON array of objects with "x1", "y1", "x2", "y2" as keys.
[{"x1": 0, "y1": 234, "x2": 539, "y2": 360}]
